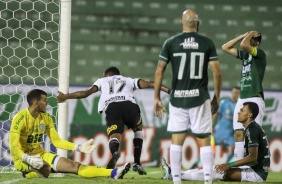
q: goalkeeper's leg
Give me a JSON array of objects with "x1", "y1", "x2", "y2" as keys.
[{"x1": 14, "y1": 158, "x2": 51, "y2": 178}]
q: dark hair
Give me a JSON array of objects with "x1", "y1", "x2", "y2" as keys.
[
  {"x1": 243, "y1": 102, "x2": 259, "y2": 120},
  {"x1": 27, "y1": 89, "x2": 47, "y2": 106},
  {"x1": 104, "y1": 66, "x2": 120, "y2": 76},
  {"x1": 253, "y1": 33, "x2": 262, "y2": 44}
]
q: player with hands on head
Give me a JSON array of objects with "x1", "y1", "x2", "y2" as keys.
[
  {"x1": 57, "y1": 66, "x2": 170, "y2": 175},
  {"x1": 154, "y1": 9, "x2": 222, "y2": 184},
  {"x1": 222, "y1": 31, "x2": 266, "y2": 161},
  {"x1": 10, "y1": 89, "x2": 130, "y2": 179}
]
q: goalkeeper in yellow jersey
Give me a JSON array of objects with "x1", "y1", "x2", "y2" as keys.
[{"x1": 9, "y1": 89, "x2": 130, "y2": 179}]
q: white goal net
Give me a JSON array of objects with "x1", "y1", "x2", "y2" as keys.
[{"x1": 0, "y1": 0, "x2": 60, "y2": 172}]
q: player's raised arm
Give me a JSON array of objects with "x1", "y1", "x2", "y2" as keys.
[
  {"x1": 240, "y1": 31, "x2": 261, "y2": 55},
  {"x1": 222, "y1": 32, "x2": 249, "y2": 57},
  {"x1": 57, "y1": 85, "x2": 98, "y2": 103}
]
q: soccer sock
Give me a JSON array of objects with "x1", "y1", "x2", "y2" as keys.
[
  {"x1": 77, "y1": 164, "x2": 112, "y2": 177},
  {"x1": 133, "y1": 131, "x2": 143, "y2": 165},
  {"x1": 181, "y1": 168, "x2": 223, "y2": 181},
  {"x1": 170, "y1": 144, "x2": 182, "y2": 182},
  {"x1": 234, "y1": 142, "x2": 244, "y2": 160},
  {"x1": 226, "y1": 151, "x2": 234, "y2": 162},
  {"x1": 109, "y1": 138, "x2": 120, "y2": 155},
  {"x1": 24, "y1": 171, "x2": 41, "y2": 179},
  {"x1": 200, "y1": 146, "x2": 214, "y2": 182}
]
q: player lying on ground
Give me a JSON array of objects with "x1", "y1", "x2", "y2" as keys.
[
  {"x1": 161, "y1": 102, "x2": 270, "y2": 182},
  {"x1": 10, "y1": 89, "x2": 130, "y2": 179}
]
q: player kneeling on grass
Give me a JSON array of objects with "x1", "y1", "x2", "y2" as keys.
[
  {"x1": 161, "y1": 102, "x2": 270, "y2": 182},
  {"x1": 10, "y1": 89, "x2": 130, "y2": 179}
]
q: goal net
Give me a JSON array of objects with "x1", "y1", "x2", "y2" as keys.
[{"x1": 0, "y1": 0, "x2": 61, "y2": 172}]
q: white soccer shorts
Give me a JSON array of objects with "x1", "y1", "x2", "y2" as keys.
[
  {"x1": 240, "y1": 166, "x2": 264, "y2": 182},
  {"x1": 167, "y1": 99, "x2": 212, "y2": 134}
]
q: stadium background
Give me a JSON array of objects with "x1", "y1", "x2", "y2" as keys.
[{"x1": 1, "y1": 0, "x2": 282, "y2": 172}]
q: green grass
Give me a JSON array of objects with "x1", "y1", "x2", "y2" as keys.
[{"x1": 0, "y1": 168, "x2": 281, "y2": 184}]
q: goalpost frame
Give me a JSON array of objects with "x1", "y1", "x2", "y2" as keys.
[{"x1": 57, "y1": 0, "x2": 72, "y2": 157}]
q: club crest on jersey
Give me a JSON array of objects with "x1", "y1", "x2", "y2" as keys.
[
  {"x1": 39, "y1": 123, "x2": 45, "y2": 131},
  {"x1": 180, "y1": 37, "x2": 198, "y2": 49}
]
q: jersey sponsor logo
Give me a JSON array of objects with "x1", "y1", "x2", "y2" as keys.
[
  {"x1": 107, "y1": 125, "x2": 117, "y2": 135},
  {"x1": 180, "y1": 37, "x2": 199, "y2": 49},
  {"x1": 105, "y1": 96, "x2": 125, "y2": 106},
  {"x1": 174, "y1": 89, "x2": 199, "y2": 98},
  {"x1": 39, "y1": 123, "x2": 45, "y2": 131},
  {"x1": 242, "y1": 64, "x2": 251, "y2": 74}
]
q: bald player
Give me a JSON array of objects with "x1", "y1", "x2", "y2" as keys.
[{"x1": 154, "y1": 9, "x2": 222, "y2": 184}]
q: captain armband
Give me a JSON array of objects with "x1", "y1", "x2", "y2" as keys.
[{"x1": 250, "y1": 47, "x2": 257, "y2": 56}]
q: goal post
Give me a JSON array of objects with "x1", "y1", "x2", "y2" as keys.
[
  {"x1": 57, "y1": 0, "x2": 72, "y2": 158},
  {"x1": 0, "y1": 0, "x2": 71, "y2": 171}
]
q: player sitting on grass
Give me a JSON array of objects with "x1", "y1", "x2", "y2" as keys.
[
  {"x1": 161, "y1": 102, "x2": 270, "y2": 182},
  {"x1": 10, "y1": 89, "x2": 130, "y2": 179}
]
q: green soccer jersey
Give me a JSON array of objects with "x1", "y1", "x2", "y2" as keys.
[
  {"x1": 244, "y1": 121, "x2": 270, "y2": 181},
  {"x1": 159, "y1": 32, "x2": 218, "y2": 108},
  {"x1": 237, "y1": 49, "x2": 266, "y2": 99}
]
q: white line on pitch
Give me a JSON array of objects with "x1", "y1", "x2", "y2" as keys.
[{"x1": 0, "y1": 178, "x2": 23, "y2": 184}]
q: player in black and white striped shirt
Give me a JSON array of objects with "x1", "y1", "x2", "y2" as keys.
[{"x1": 57, "y1": 66, "x2": 169, "y2": 175}]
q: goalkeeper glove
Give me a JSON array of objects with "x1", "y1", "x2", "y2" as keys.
[
  {"x1": 22, "y1": 154, "x2": 44, "y2": 170},
  {"x1": 74, "y1": 138, "x2": 97, "y2": 153}
]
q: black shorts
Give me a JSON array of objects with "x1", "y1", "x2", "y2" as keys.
[{"x1": 105, "y1": 101, "x2": 142, "y2": 136}]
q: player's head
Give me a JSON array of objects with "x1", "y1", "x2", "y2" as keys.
[
  {"x1": 27, "y1": 89, "x2": 48, "y2": 112},
  {"x1": 237, "y1": 102, "x2": 259, "y2": 124},
  {"x1": 181, "y1": 9, "x2": 199, "y2": 32},
  {"x1": 104, "y1": 66, "x2": 120, "y2": 77},
  {"x1": 231, "y1": 86, "x2": 240, "y2": 102},
  {"x1": 251, "y1": 32, "x2": 262, "y2": 47}
]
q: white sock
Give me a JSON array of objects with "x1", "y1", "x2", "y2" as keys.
[
  {"x1": 200, "y1": 146, "x2": 214, "y2": 182},
  {"x1": 213, "y1": 170, "x2": 224, "y2": 180},
  {"x1": 181, "y1": 168, "x2": 203, "y2": 180},
  {"x1": 234, "y1": 142, "x2": 244, "y2": 160},
  {"x1": 181, "y1": 168, "x2": 223, "y2": 181},
  {"x1": 170, "y1": 144, "x2": 182, "y2": 182}
]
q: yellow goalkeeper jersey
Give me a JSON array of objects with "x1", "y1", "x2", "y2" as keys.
[{"x1": 10, "y1": 108, "x2": 75, "y2": 160}]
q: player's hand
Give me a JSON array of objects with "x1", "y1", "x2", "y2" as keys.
[
  {"x1": 154, "y1": 99, "x2": 166, "y2": 118},
  {"x1": 57, "y1": 91, "x2": 66, "y2": 103},
  {"x1": 241, "y1": 32, "x2": 250, "y2": 38},
  {"x1": 211, "y1": 96, "x2": 219, "y2": 115},
  {"x1": 22, "y1": 154, "x2": 44, "y2": 170},
  {"x1": 214, "y1": 163, "x2": 230, "y2": 173},
  {"x1": 75, "y1": 138, "x2": 97, "y2": 153}
]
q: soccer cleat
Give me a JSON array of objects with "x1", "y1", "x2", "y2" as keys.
[
  {"x1": 106, "y1": 151, "x2": 120, "y2": 169},
  {"x1": 132, "y1": 163, "x2": 147, "y2": 175},
  {"x1": 161, "y1": 157, "x2": 172, "y2": 180},
  {"x1": 111, "y1": 163, "x2": 131, "y2": 179}
]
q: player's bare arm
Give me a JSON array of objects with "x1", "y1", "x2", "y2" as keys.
[
  {"x1": 138, "y1": 79, "x2": 170, "y2": 94},
  {"x1": 215, "y1": 146, "x2": 258, "y2": 172},
  {"x1": 240, "y1": 31, "x2": 260, "y2": 55},
  {"x1": 154, "y1": 60, "x2": 167, "y2": 118},
  {"x1": 222, "y1": 32, "x2": 249, "y2": 57},
  {"x1": 57, "y1": 85, "x2": 98, "y2": 103},
  {"x1": 209, "y1": 60, "x2": 222, "y2": 114}
]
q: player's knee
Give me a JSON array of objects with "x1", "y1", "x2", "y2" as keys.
[{"x1": 234, "y1": 130, "x2": 244, "y2": 142}]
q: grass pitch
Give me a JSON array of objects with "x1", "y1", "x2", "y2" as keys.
[{"x1": 0, "y1": 167, "x2": 281, "y2": 184}]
